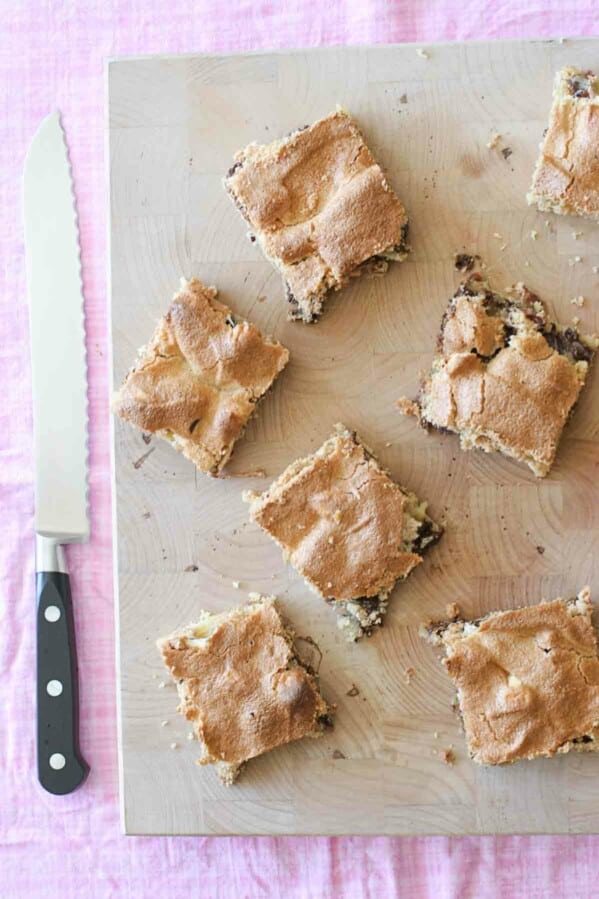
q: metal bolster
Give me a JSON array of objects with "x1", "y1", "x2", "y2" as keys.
[{"x1": 36, "y1": 535, "x2": 68, "y2": 574}]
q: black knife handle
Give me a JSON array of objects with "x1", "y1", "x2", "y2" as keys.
[{"x1": 36, "y1": 571, "x2": 89, "y2": 794}]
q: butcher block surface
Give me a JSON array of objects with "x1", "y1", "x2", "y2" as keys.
[{"x1": 108, "y1": 38, "x2": 599, "y2": 835}]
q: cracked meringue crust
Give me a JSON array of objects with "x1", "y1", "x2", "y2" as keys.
[
  {"x1": 112, "y1": 277, "x2": 289, "y2": 475},
  {"x1": 422, "y1": 588, "x2": 599, "y2": 765},
  {"x1": 157, "y1": 595, "x2": 333, "y2": 785},
  {"x1": 224, "y1": 110, "x2": 409, "y2": 322},
  {"x1": 397, "y1": 274, "x2": 597, "y2": 477},
  {"x1": 243, "y1": 424, "x2": 442, "y2": 641},
  {"x1": 527, "y1": 66, "x2": 599, "y2": 220}
]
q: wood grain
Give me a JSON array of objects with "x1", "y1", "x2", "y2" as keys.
[{"x1": 108, "y1": 38, "x2": 599, "y2": 835}]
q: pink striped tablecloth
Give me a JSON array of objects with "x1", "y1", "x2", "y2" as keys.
[{"x1": 2, "y1": 2, "x2": 598, "y2": 897}]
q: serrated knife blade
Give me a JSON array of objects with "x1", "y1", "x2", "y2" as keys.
[
  {"x1": 24, "y1": 111, "x2": 90, "y2": 795},
  {"x1": 25, "y1": 111, "x2": 89, "y2": 542}
]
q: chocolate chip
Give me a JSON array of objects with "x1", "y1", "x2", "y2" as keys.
[
  {"x1": 542, "y1": 325, "x2": 593, "y2": 363},
  {"x1": 189, "y1": 419, "x2": 200, "y2": 434},
  {"x1": 501, "y1": 147, "x2": 513, "y2": 160},
  {"x1": 354, "y1": 597, "x2": 382, "y2": 614},
  {"x1": 568, "y1": 75, "x2": 593, "y2": 98},
  {"x1": 285, "y1": 282, "x2": 303, "y2": 318},
  {"x1": 543, "y1": 325, "x2": 560, "y2": 352},
  {"x1": 571, "y1": 340, "x2": 592, "y2": 362},
  {"x1": 318, "y1": 713, "x2": 335, "y2": 729},
  {"x1": 454, "y1": 253, "x2": 477, "y2": 273},
  {"x1": 412, "y1": 519, "x2": 442, "y2": 554},
  {"x1": 226, "y1": 160, "x2": 243, "y2": 178}
]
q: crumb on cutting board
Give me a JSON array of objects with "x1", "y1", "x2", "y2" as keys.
[
  {"x1": 454, "y1": 253, "x2": 480, "y2": 273},
  {"x1": 441, "y1": 748, "x2": 456, "y2": 765}
]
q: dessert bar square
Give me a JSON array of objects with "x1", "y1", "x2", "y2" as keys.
[
  {"x1": 243, "y1": 425, "x2": 442, "y2": 641},
  {"x1": 113, "y1": 277, "x2": 289, "y2": 475},
  {"x1": 224, "y1": 109, "x2": 409, "y2": 323},
  {"x1": 158, "y1": 595, "x2": 332, "y2": 785},
  {"x1": 528, "y1": 67, "x2": 599, "y2": 220},
  {"x1": 398, "y1": 274, "x2": 597, "y2": 477},
  {"x1": 423, "y1": 588, "x2": 599, "y2": 765}
]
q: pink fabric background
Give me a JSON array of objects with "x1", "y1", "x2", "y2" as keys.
[{"x1": 2, "y1": 2, "x2": 598, "y2": 896}]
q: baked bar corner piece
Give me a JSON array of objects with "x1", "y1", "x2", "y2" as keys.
[
  {"x1": 224, "y1": 109, "x2": 409, "y2": 323},
  {"x1": 422, "y1": 588, "x2": 599, "y2": 765},
  {"x1": 397, "y1": 273, "x2": 597, "y2": 477},
  {"x1": 243, "y1": 424, "x2": 443, "y2": 641},
  {"x1": 157, "y1": 595, "x2": 333, "y2": 785},
  {"x1": 527, "y1": 66, "x2": 599, "y2": 220},
  {"x1": 112, "y1": 277, "x2": 289, "y2": 475}
]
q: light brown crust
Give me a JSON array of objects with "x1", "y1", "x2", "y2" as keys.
[
  {"x1": 112, "y1": 278, "x2": 289, "y2": 474},
  {"x1": 528, "y1": 67, "x2": 599, "y2": 220},
  {"x1": 425, "y1": 589, "x2": 599, "y2": 765},
  {"x1": 402, "y1": 276, "x2": 596, "y2": 477},
  {"x1": 224, "y1": 110, "x2": 409, "y2": 322},
  {"x1": 424, "y1": 334, "x2": 583, "y2": 476},
  {"x1": 158, "y1": 597, "x2": 330, "y2": 782},
  {"x1": 244, "y1": 426, "x2": 424, "y2": 602},
  {"x1": 441, "y1": 296, "x2": 505, "y2": 357}
]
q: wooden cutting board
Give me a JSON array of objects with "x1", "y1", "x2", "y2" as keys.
[{"x1": 108, "y1": 38, "x2": 599, "y2": 835}]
